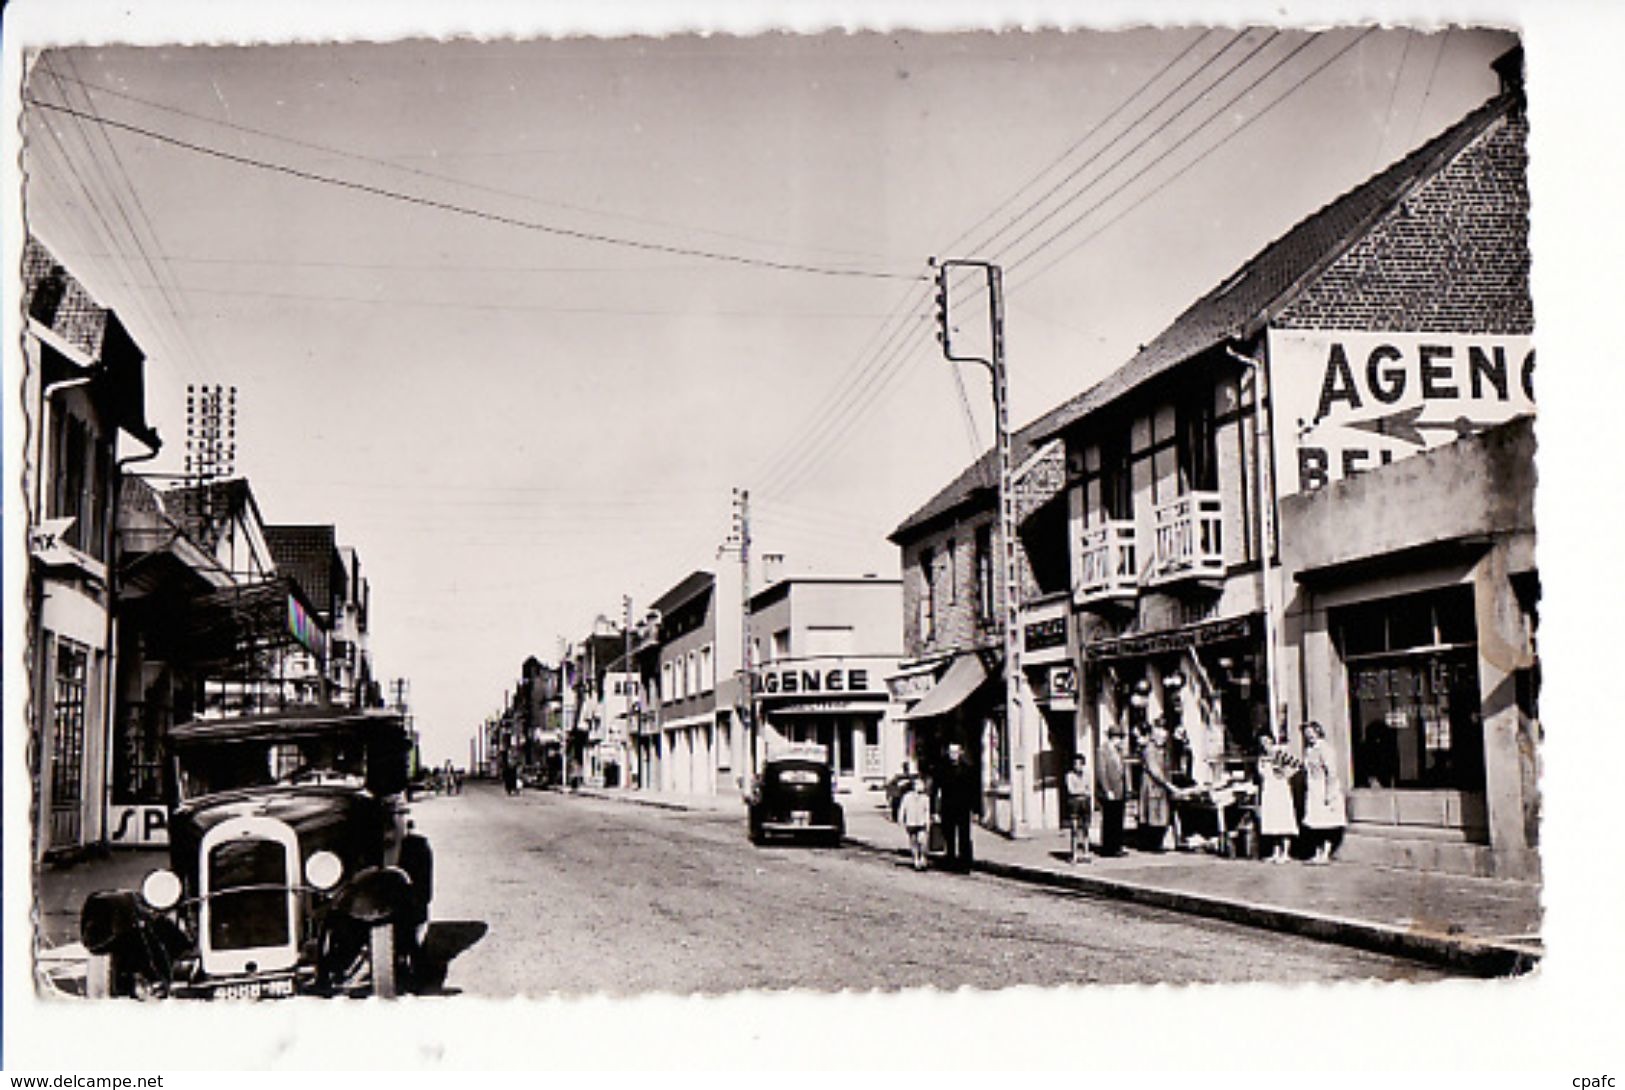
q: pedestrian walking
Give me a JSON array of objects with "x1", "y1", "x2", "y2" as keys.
[
  {"x1": 1300, "y1": 721, "x2": 1345, "y2": 864},
  {"x1": 1137, "y1": 720, "x2": 1181, "y2": 852},
  {"x1": 1096, "y1": 726, "x2": 1129, "y2": 856},
  {"x1": 501, "y1": 753, "x2": 519, "y2": 796},
  {"x1": 1064, "y1": 753, "x2": 1093, "y2": 863},
  {"x1": 1256, "y1": 731, "x2": 1300, "y2": 863},
  {"x1": 898, "y1": 776, "x2": 933, "y2": 871},
  {"x1": 933, "y1": 742, "x2": 979, "y2": 873}
]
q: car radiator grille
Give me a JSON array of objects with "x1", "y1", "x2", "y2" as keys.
[{"x1": 208, "y1": 838, "x2": 293, "y2": 950}]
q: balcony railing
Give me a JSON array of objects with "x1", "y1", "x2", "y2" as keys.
[
  {"x1": 1149, "y1": 491, "x2": 1225, "y2": 584},
  {"x1": 1075, "y1": 520, "x2": 1138, "y2": 606}
]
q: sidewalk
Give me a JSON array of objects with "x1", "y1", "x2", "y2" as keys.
[{"x1": 579, "y1": 785, "x2": 1542, "y2": 977}]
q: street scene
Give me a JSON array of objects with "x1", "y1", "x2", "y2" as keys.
[{"x1": 16, "y1": 23, "x2": 1548, "y2": 1011}]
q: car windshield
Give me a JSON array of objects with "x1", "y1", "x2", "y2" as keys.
[{"x1": 176, "y1": 733, "x2": 369, "y2": 801}]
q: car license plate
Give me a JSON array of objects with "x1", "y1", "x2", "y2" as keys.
[
  {"x1": 791, "y1": 811, "x2": 811, "y2": 826},
  {"x1": 212, "y1": 977, "x2": 294, "y2": 1000}
]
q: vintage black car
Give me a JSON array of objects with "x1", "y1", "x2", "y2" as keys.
[
  {"x1": 79, "y1": 710, "x2": 432, "y2": 999},
  {"x1": 746, "y1": 748, "x2": 845, "y2": 847}
]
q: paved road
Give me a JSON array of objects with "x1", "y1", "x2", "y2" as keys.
[{"x1": 409, "y1": 783, "x2": 1444, "y2": 996}]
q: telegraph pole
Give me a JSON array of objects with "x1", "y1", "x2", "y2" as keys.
[
  {"x1": 733, "y1": 488, "x2": 756, "y2": 781},
  {"x1": 623, "y1": 593, "x2": 635, "y2": 789},
  {"x1": 932, "y1": 258, "x2": 1026, "y2": 837}
]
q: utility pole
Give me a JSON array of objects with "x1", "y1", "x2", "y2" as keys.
[
  {"x1": 932, "y1": 258, "x2": 1026, "y2": 837},
  {"x1": 732, "y1": 488, "x2": 756, "y2": 782},
  {"x1": 623, "y1": 593, "x2": 634, "y2": 789}
]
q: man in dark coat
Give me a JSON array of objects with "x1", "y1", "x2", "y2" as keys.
[
  {"x1": 1096, "y1": 725, "x2": 1129, "y2": 856},
  {"x1": 934, "y1": 742, "x2": 980, "y2": 873}
]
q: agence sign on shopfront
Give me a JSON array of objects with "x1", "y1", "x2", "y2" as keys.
[{"x1": 1268, "y1": 330, "x2": 1535, "y2": 496}]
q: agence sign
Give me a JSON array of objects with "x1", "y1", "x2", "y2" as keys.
[
  {"x1": 758, "y1": 666, "x2": 876, "y2": 697},
  {"x1": 1268, "y1": 330, "x2": 1535, "y2": 496}
]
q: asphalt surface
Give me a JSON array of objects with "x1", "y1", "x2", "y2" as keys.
[{"x1": 408, "y1": 782, "x2": 1445, "y2": 996}]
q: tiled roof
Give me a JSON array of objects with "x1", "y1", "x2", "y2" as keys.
[
  {"x1": 1028, "y1": 93, "x2": 1515, "y2": 446},
  {"x1": 165, "y1": 478, "x2": 254, "y2": 552},
  {"x1": 264, "y1": 524, "x2": 341, "y2": 617},
  {"x1": 890, "y1": 92, "x2": 1514, "y2": 544}
]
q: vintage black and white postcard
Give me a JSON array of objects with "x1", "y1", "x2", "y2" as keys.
[{"x1": 3, "y1": 0, "x2": 1620, "y2": 1076}]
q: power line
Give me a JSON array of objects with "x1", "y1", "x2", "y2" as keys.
[
  {"x1": 753, "y1": 35, "x2": 1232, "y2": 500},
  {"x1": 1372, "y1": 30, "x2": 1414, "y2": 172},
  {"x1": 45, "y1": 56, "x2": 214, "y2": 384},
  {"x1": 757, "y1": 32, "x2": 1277, "y2": 500},
  {"x1": 757, "y1": 300, "x2": 933, "y2": 498},
  {"x1": 49, "y1": 68, "x2": 898, "y2": 267},
  {"x1": 24, "y1": 90, "x2": 205, "y2": 388},
  {"x1": 1405, "y1": 27, "x2": 1452, "y2": 150},
  {"x1": 24, "y1": 96, "x2": 924, "y2": 283},
  {"x1": 1004, "y1": 32, "x2": 1329, "y2": 277},
  {"x1": 1010, "y1": 28, "x2": 1378, "y2": 290},
  {"x1": 96, "y1": 278, "x2": 901, "y2": 320},
  {"x1": 752, "y1": 281, "x2": 929, "y2": 494},
  {"x1": 989, "y1": 29, "x2": 1282, "y2": 264},
  {"x1": 950, "y1": 29, "x2": 1223, "y2": 257}
]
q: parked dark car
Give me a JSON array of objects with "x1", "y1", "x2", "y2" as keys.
[
  {"x1": 79, "y1": 710, "x2": 432, "y2": 999},
  {"x1": 746, "y1": 752, "x2": 845, "y2": 847}
]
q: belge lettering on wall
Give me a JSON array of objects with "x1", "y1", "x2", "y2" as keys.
[{"x1": 1267, "y1": 330, "x2": 1535, "y2": 496}]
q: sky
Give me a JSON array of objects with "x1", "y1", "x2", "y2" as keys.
[{"x1": 18, "y1": 24, "x2": 1516, "y2": 765}]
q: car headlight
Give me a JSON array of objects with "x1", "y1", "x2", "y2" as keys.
[
  {"x1": 139, "y1": 868, "x2": 183, "y2": 911},
  {"x1": 304, "y1": 851, "x2": 344, "y2": 891}
]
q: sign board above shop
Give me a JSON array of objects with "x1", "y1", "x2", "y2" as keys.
[
  {"x1": 1267, "y1": 330, "x2": 1535, "y2": 497},
  {"x1": 757, "y1": 665, "x2": 880, "y2": 698}
]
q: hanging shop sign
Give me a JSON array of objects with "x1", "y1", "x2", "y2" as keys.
[
  {"x1": 287, "y1": 595, "x2": 325, "y2": 657},
  {"x1": 1267, "y1": 330, "x2": 1535, "y2": 497},
  {"x1": 1024, "y1": 616, "x2": 1067, "y2": 653},
  {"x1": 1048, "y1": 666, "x2": 1078, "y2": 711}
]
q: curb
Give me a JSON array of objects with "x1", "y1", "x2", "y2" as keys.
[
  {"x1": 567, "y1": 788, "x2": 1537, "y2": 977},
  {"x1": 841, "y1": 833, "x2": 1539, "y2": 978}
]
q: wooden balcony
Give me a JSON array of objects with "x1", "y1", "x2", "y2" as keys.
[
  {"x1": 1074, "y1": 520, "x2": 1138, "y2": 606},
  {"x1": 1148, "y1": 491, "x2": 1225, "y2": 586}
]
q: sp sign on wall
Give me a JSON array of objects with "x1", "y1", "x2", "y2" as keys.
[{"x1": 1267, "y1": 330, "x2": 1534, "y2": 497}]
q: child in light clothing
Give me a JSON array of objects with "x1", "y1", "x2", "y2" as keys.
[{"x1": 898, "y1": 777, "x2": 933, "y2": 871}]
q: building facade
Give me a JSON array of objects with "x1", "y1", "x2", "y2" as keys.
[
  {"x1": 749, "y1": 575, "x2": 903, "y2": 793},
  {"x1": 885, "y1": 50, "x2": 1535, "y2": 869},
  {"x1": 23, "y1": 237, "x2": 162, "y2": 858}
]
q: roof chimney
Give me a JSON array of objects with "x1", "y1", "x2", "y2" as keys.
[
  {"x1": 763, "y1": 552, "x2": 786, "y2": 585},
  {"x1": 1492, "y1": 45, "x2": 1524, "y2": 107}
]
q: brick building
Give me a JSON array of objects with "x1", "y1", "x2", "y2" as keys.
[
  {"x1": 887, "y1": 433, "x2": 1072, "y2": 833},
  {"x1": 886, "y1": 49, "x2": 1535, "y2": 864}
]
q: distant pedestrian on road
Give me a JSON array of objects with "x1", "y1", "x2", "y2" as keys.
[
  {"x1": 1064, "y1": 753, "x2": 1093, "y2": 863},
  {"x1": 1096, "y1": 726, "x2": 1129, "y2": 857},
  {"x1": 1256, "y1": 731, "x2": 1300, "y2": 863},
  {"x1": 1300, "y1": 722, "x2": 1345, "y2": 864},
  {"x1": 934, "y1": 742, "x2": 980, "y2": 873},
  {"x1": 898, "y1": 776, "x2": 932, "y2": 871},
  {"x1": 501, "y1": 754, "x2": 519, "y2": 796}
]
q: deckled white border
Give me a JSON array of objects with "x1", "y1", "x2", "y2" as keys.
[{"x1": 3, "y1": 0, "x2": 1620, "y2": 1074}]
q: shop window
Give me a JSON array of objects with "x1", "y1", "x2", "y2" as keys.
[
  {"x1": 51, "y1": 641, "x2": 89, "y2": 811},
  {"x1": 1336, "y1": 587, "x2": 1485, "y2": 793}
]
